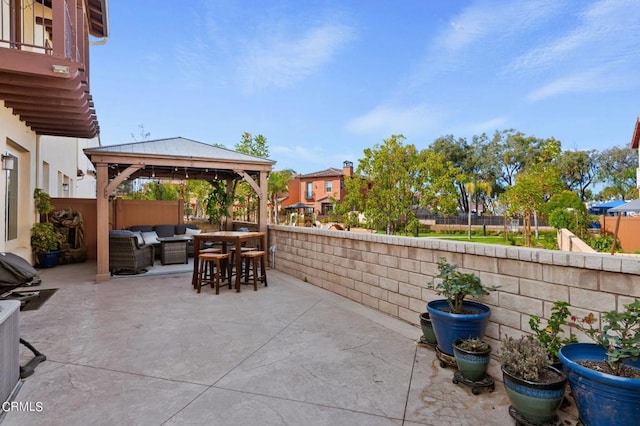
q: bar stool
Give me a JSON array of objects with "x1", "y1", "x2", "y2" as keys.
[
  {"x1": 196, "y1": 252, "x2": 230, "y2": 294},
  {"x1": 239, "y1": 250, "x2": 267, "y2": 291},
  {"x1": 229, "y1": 246, "x2": 256, "y2": 280},
  {"x1": 192, "y1": 247, "x2": 224, "y2": 289}
]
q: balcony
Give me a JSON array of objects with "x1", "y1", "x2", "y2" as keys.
[{"x1": 0, "y1": 0, "x2": 108, "y2": 138}]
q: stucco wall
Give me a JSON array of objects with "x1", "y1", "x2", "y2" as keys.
[
  {"x1": 269, "y1": 225, "x2": 640, "y2": 373},
  {"x1": 0, "y1": 102, "x2": 37, "y2": 260}
]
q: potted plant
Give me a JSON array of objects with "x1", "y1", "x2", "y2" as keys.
[
  {"x1": 529, "y1": 300, "x2": 577, "y2": 368},
  {"x1": 30, "y1": 189, "x2": 63, "y2": 267},
  {"x1": 452, "y1": 337, "x2": 491, "y2": 382},
  {"x1": 419, "y1": 312, "x2": 437, "y2": 346},
  {"x1": 501, "y1": 335, "x2": 567, "y2": 425},
  {"x1": 559, "y1": 300, "x2": 640, "y2": 426},
  {"x1": 426, "y1": 258, "x2": 498, "y2": 356}
]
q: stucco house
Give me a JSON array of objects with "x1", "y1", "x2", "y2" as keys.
[
  {"x1": 281, "y1": 161, "x2": 353, "y2": 215},
  {"x1": 0, "y1": 0, "x2": 108, "y2": 261}
]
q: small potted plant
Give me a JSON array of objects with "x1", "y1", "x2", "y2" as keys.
[
  {"x1": 501, "y1": 335, "x2": 567, "y2": 425},
  {"x1": 452, "y1": 337, "x2": 491, "y2": 382},
  {"x1": 559, "y1": 300, "x2": 640, "y2": 426},
  {"x1": 426, "y1": 258, "x2": 498, "y2": 356},
  {"x1": 30, "y1": 188, "x2": 63, "y2": 267},
  {"x1": 529, "y1": 300, "x2": 577, "y2": 367}
]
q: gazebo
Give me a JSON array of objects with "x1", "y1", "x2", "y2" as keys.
[{"x1": 84, "y1": 137, "x2": 275, "y2": 282}]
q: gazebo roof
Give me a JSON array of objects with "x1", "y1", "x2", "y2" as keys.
[{"x1": 85, "y1": 137, "x2": 275, "y2": 181}]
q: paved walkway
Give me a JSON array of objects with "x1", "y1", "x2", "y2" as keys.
[{"x1": 2, "y1": 262, "x2": 579, "y2": 425}]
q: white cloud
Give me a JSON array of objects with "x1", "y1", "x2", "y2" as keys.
[
  {"x1": 345, "y1": 104, "x2": 442, "y2": 137},
  {"x1": 239, "y1": 22, "x2": 354, "y2": 92},
  {"x1": 434, "y1": 0, "x2": 562, "y2": 53},
  {"x1": 466, "y1": 117, "x2": 508, "y2": 134},
  {"x1": 508, "y1": 0, "x2": 640, "y2": 74},
  {"x1": 525, "y1": 68, "x2": 608, "y2": 102}
]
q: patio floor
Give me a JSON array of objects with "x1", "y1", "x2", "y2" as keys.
[{"x1": 2, "y1": 261, "x2": 579, "y2": 425}]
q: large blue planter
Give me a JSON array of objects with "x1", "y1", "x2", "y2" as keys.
[
  {"x1": 426, "y1": 300, "x2": 491, "y2": 356},
  {"x1": 559, "y1": 343, "x2": 640, "y2": 426}
]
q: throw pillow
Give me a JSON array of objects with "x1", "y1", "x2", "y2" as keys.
[
  {"x1": 185, "y1": 228, "x2": 202, "y2": 236},
  {"x1": 132, "y1": 231, "x2": 145, "y2": 246},
  {"x1": 141, "y1": 231, "x2": 160, "y2": 245}
]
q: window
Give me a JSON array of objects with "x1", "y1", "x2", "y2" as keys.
[
  {"x1": 325, "y1": 181, "x2": 332, "y2": 193},
  {"x1": 5, "y1": 154, "x2": 17, "y2": 240},
  {"x1": 305, "y1": 182, "x2": 313, "y2": 199}
]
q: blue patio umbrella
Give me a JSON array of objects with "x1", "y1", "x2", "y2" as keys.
[{"x1": 589, "y1": 199, "x2": 626, "y2": 215}]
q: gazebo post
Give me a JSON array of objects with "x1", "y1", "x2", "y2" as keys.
[
  {"x1": 259, "y1": 171, "x2": 268, "y2": 234},
  {"x1": 95, "y1": 162, "x2": 110, "y2": 282}
]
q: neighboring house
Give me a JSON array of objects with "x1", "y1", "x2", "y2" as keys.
[
  {"x1": 281, "y1": 161, "x2": 354, "y2": 215},
  {"x1": 0, "y1": 0, "x2": 108, "y2": 260}
]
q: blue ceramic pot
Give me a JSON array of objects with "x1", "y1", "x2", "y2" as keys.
[
  {"x1": 426, "y1": 300, "x2": 491, "y2": 356},
  {"x1": 36, "y1": 250, "x2": 60, "y2": 268},
  {"x1": 453, "y1": 339, "x2": 491, "y2": 381},
  {"x1": 559, "y1": 343, "x2": 640, "y2": 426},
  {"x1": 502, "y1": 365, "x2": 566, "y2": 425}
]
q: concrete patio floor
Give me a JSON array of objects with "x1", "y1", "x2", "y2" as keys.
[{"x1": 2, "y1": 261, "x2": 580, "y2": 425}]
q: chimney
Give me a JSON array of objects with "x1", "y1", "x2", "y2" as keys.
[{"x1": 342, "y1": 160, "x2": 353, "y2": 176}]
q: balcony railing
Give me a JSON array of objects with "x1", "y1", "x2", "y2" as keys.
[{"x1": 0, "y1": 0, "x2": 82, "y2": 61}]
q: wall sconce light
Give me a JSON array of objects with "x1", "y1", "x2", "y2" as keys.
[
  {"x1": 1, "y1": 154, "x2": 15, "y2": 171},
  {"x1": 62, "y1": 183, "x2": 70, "y2": 192},
  {"x1": 52, "y1": 64, "x2": 70, "y2": 74}
]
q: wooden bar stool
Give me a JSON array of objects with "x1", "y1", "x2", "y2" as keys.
[
  {"x1": 239, "y1": 250, "x2": 267, "y2": 291},
  {"x1": 192, "y1": 248, "x2": 223, "y2": 289},
  {"x1": 196, "y1": 252, "x2": 230, "y2": 294}
]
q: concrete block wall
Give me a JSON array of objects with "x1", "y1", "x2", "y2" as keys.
[{"x1": 269, "y1": 225, "x2": 640, "y2": 374}]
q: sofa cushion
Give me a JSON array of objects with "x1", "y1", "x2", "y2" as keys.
[
  {"x1": 153, "y1": 224, "x2": 176, "y2": 238},
  {"x1": 129, "y1": 225, "x2": 154, "y2": 233}
]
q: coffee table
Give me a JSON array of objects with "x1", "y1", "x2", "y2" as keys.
[{"x1": 157, "y1": 237, "x2": 190, "y2": 265}]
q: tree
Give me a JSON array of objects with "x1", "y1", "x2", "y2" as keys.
[
  {"x1": 346, "y1": 135, "x2": 420, "y2": 234},
  {"x1": 500, "y1": 140, "x2": 563, "y2": 247},
  {"x1": 205, "y1": 180, "x2": 234, "y2": 229},
  {"x1": 429, "y1": 135, "x2": 474, "y2": 212},
  {"x1": 415, "y1": 149, "x2": 460, "y2": 217},
  {"x1": 547, "y1": 190, "x2": 591, "y2": 240},
  {"x1": 490, "y1": 130, "x2": 543, "y2": 189},
  {"x1": 235, "y1": 132, "x2": 269, "y2": 158},
  {"x1": 557, "y1": 149, "x2": 599, "y2": 201},
  {"x1": 596, "y1": 146, "x2": 638, "y2": 200},
  {"x1": 268, "y1": 170, "x2": 293, "y2": 224}
]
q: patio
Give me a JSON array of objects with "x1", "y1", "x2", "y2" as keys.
[{"x1": 3, "y1": 262, "x2": 579, "y2": 425}]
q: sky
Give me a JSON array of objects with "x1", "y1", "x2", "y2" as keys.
[{"x1": 90, "y1": 0, "x2": 640, "y2": 175}]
